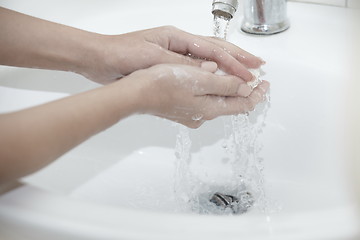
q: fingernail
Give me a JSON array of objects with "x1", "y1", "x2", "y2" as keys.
[
  {"x1": 201, "y1": 61, "x2": 218, "y2": 72},
  {"x1": 249, "y1": 72, "x2": 258, "y2": 83},
  {"x1": 237, "y1": 84, "x2": 252, "y2": 97},
  {"x1": 259, "y1": 57, "x2": 266, "y2": 65}
]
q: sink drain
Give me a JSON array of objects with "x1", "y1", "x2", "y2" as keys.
[{"x1": 210, "y1": 191, "x2": 254, "y2": 214}]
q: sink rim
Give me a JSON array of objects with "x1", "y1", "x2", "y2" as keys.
[{"x1": 0, "y1": 185, "x2": 358, "y2": 240}]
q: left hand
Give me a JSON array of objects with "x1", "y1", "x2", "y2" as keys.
[{"x1": 119, "y1": 63, "x2": 269, "y2": 128}]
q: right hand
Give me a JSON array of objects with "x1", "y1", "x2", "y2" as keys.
[
  {"x1": 81, "y1": 26, "x2": 265, "y2": 85},
  {"x1": 122, "y1": 63, "x2": 270, "y2": 128}
]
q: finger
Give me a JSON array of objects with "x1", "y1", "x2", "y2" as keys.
[
  {"x1": 157, "y1": 48, "x2": 203, "y2": 67},
  {"x1": 247, "y1": 80, "x2": 270, "y2": 104},
  {"x1": 200, "y1": 61, "x2": 218, "y2": 73},
  {"x1": 158, "y1": 50, "x2": 218, "y2": 73},
  {"x1": 214, "y1": 80, "x2": 270, "y2": 116},
  {"x1": 237, "y1": 84, "x2": 253, "y2": 97},
  {"x1": 166, "y1": 28, "x2": 255, "y2": 81},
  {"x1": 203, "y1": 37, "x2": 266, "y2": 69},
  {"x1": 194, "y1": 74, "x2": 251, "y2": 97}
]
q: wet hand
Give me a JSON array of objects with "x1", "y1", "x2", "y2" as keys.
[
  {"x1": 83, "y1": 26, "x2": 265, "y2": 84},
  {"x1": 124, "y1": 63, "x2": 269, "y2": 128}
]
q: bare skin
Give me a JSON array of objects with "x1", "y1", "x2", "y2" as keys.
[{"x1": 0, "y1": 7, "x2": 269, "y2": 183}]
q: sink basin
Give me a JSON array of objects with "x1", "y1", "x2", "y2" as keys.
[{"x1": 0, "y1": 0, "x2": 359, "y2": 239}]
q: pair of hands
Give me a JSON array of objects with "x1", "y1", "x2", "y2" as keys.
[
  {"x1": 82, "y1": 26, "x2": 269, "y2": 128},
  {"x1": 0, "y1": 6, "x2": 268, "y2": 129},
  {"x1": 0, "y1": 9, "x2": 269, "y2": 182}
]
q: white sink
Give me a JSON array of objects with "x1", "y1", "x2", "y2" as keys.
[{"x1": 0, "y1": 0, "x2": 359, "y2": 239}]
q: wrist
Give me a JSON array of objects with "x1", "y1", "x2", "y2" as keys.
[
  {"x1": 73, "y1": 33, "x2": 129, "y2": 84},
  {"x1": 103, "y1": 71, "x2": 148, "y2": 120},
  {"x1": 122, "y1": 65, "x2": 172, "y2": 116},
  {"x1": 68, "y1": 31, "x2": 106, "y2": 79}
]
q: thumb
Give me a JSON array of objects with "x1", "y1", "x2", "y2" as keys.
[{"x1": 196, "y1": 75, "x2": 252, "y2": 97}]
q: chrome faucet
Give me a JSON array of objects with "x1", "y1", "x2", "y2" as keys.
[
  {"x1": 212, "y1": 0, "x2": 290, "y2": 35},
  {"x1": 212, "y1": 0, "x2": 238, "y2": 20}
]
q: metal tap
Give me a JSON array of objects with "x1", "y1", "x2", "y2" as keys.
[
  {"x1": 212, "y1": 0, "x2": 290, "y2": 35},
  {"x1": 212, "y1": 0, "x2": 238, "y2": 20}
]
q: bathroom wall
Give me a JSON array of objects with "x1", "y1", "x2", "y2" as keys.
[
  {"x1": 348, "y1": 9, "x2": 360, "y2": 230},
  {"x1": 348, "y1": 1, "x2": 359, "y2": 219},
  {"x1": 289, "y1": 0, "x2": 360, "y2": 8}
]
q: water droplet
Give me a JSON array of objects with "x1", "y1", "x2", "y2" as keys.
[
  {"x1": 237, "y1": 54, "x2": 247, "y2": 60},
  {"x1": 191, "y1": 113, "x2": 203, "y2": 121},
  {"x1": 266, "y1": 94, "x2": 271, "y2": 103}
]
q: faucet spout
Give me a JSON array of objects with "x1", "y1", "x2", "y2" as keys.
[{"x1": 212, "y1": 0, "x2": 238, "y2": 20}]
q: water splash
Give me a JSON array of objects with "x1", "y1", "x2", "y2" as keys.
[
  {"x1": 173, "y1": 15, "x2": 271, "y2": 215},
  {"x1": 174, "y1": 96, "x2": 270, "y2": 214},
  {"x1": 229, "y1": 97, "x2": 271, "y2": 211},
  {"x1": 212, "y1": 13, "x2": 271, "y2": 213},
  {"x1": 174, "y1": 126, "x2": 193, "y2": 212}
]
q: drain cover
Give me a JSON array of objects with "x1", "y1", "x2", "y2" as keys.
[{"x1": 210, "y1": 191, "x2": 254, "y2": 214}]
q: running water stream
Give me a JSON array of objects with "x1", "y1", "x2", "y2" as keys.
[
  {"x1": 174, "y1": 15, "x2": 271, "y2": 214},
  {"x1": 213, "y1": 15, "x2": 230, "y2": 40}
]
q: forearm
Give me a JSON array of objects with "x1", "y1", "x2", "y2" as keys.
[
  {"x1": 0, "y1": 7, "x2": 100, "y2": 75},
  {"x1": 0, "y1": 78, "x2": 141, "y2": 183},
  {"x1": 0, "y1": 7, "x2": 264, "y2": 85}
]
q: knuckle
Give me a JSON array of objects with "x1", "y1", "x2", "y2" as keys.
[{"x1": 222, "y1": 79, "x2": 239, "y2": 96}]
